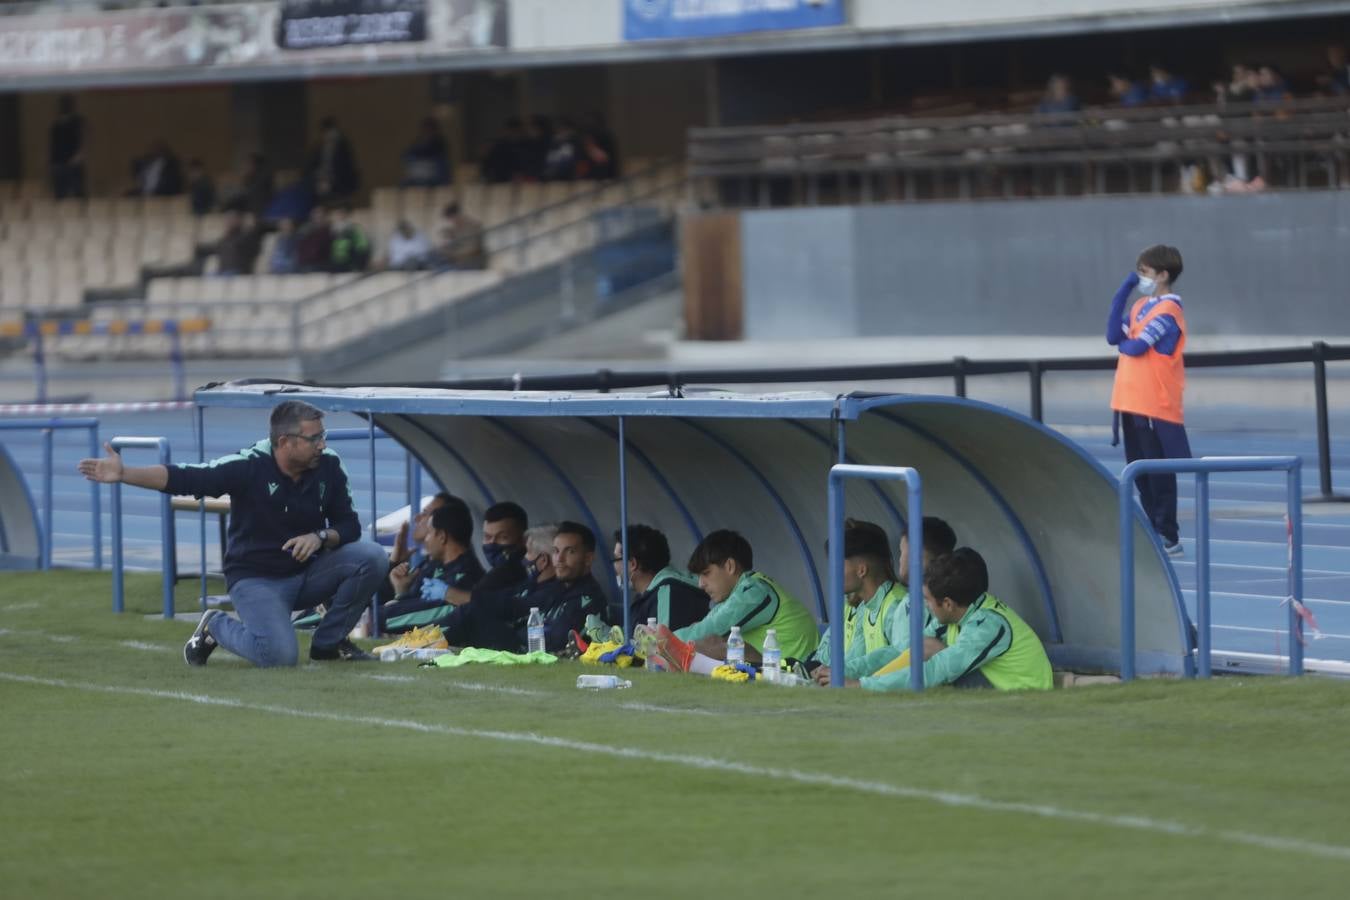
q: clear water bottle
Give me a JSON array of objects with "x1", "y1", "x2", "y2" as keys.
[
  {"x1": 761, "y1": 628, "x2": 781, "y2": 683},
  {"x1": 726, "y1": 626, "x2": 745, "y2": 666},
  {"x1": 647, "y1": 617, "x2": 658, "y2": 629},
  {"x1": 526, "y1": 607, "x2": 545, "y2": 653}
]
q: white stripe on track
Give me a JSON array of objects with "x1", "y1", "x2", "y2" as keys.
[{"x1": 2, "y1": 670, "x2": 1349, "y2": 863}]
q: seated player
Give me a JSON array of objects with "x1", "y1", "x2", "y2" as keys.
[
  {"x1": 382, "y1": 500, "x2": 529, "y2": 633},
  {"x1": 613, "y1": 524, "x2": 709, "y2": 631},
  {"x1": 855, "y1": 548, "x2": 1053, "y2": 692},
  {"x1": 639, "y1": 529, "x2": 818, "y2": 674},
  {"x1": 815, "y1": 515, "x2": 957, "y2": 685},
  {"x1": 809, "y1": 519, "x2": 904, "y2": 673},
  {"x1": 375, "y1": 497, "x2": 483, "y2": 631}
]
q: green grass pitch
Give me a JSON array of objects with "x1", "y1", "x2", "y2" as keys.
[{"x1": 2, "y1": 570, "x2": 1349, "y2": 899}]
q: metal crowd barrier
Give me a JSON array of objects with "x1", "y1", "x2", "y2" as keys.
[
  {"x1": 0, "y1": 417, "x2": 102, "y2": 570},
  {"x1": 1118, "y1": 455, "x2": 1303, "y2": 681}
]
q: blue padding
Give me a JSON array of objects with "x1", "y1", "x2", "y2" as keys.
[{"x1": 677, "y1": 418, "x2": 826, "y2": 622}]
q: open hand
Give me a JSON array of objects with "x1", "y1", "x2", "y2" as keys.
[
  {"x1": 282, "y1": 532, "x2": 323, "y2": 563},
  {"x1": 77, "y1": 442, "x2": 124, "y2": 484}
]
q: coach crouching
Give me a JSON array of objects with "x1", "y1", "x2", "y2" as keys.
[{"x1": 78, "y1": 399, "x2": 387, "y2": 667}]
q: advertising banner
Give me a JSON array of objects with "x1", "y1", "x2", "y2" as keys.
[
  {"x1": 623, "y1": 0, "x2": 845, "y2": 42},
  {"x1": 0, "y1": 0, "x2": 505, "y2": 77}
]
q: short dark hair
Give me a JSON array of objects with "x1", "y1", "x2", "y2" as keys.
[
  {"x1": 613, "y1": 524, "x2": 671, "y2": 574},
  {"x1": 688, "y1": 529, "x2": 753, "y2": 574},
  {"x1": 556, "y1": 520, "x2": 596, "y2": 552},
  {"x1": 431, "y1": 491, "x2": 453, "y2": 507},
  {"x1": 924, "y1": 548, "x2": 989, "y2": 608},
  {"x1": 430, "y1": 496, "x2": 473, "y2": 546},
  {"x1": 922, "y1": 516, "x2": 958, "y2": 557},
  {"x1": 1138, "y1": 244, "x2": 1183, "y2": 284},
  {"x1": 484, "y1": 501, "x2": 527, "y2": 531},
  {"x1": 269, "y1": 400, "x2": 323, "y2": 444},
  {"x1": 843, "y1": 519, "x2": 894, "y2": 578}
]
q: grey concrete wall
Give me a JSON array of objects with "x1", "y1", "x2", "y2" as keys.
[{"x1": 741, "y1": 192, "x2": 1350, "y2": 338}]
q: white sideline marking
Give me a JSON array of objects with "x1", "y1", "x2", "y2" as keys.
[
  {"x1": 0, "y1": 603, "x2": 39, "y2": 613},
  {"x1": 118, "y1": 640, "x2": 171, "y2": 653},
  {"x1": 2, "y1": 671, "x2": 1349, "y2": 863},
  {"x1": 360, "y1": 673, "x2": 546, "y2": 697}
]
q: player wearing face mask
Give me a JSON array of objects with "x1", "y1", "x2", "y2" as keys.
[{"x1": 1105, "y1": 244, "x2": 1193, "y2": 557}]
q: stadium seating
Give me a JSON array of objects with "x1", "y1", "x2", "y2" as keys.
[{"x1": 1, "y1": 161, "x2": 686, "y2": 362}]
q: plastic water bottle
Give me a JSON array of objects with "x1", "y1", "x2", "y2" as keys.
[
  {"x1": 726, "y1": 626, "x2": 745, "y2": 666},
  {"x1": 761, "y1": 628, "x2": 781, "y2": 683},
  {"x1": 526, "y1": 607, "x2": 545, "y2": 654},
  {"x1": 647, "y1": 617, "x2": 658, "y2": 629},
  {"x1": 577, "y1": 674, "x2": 632, "y2": 690}
]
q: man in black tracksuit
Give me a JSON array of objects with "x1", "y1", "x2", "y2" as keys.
[{"x1": 78, "y1": 400, "x2": 388, "y2": 667}]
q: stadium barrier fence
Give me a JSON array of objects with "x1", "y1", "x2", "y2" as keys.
[
  {"x1": 1119, "y1": 455, "x2": 1303, "y2": 681},
  {"x1": 0, "y1": 417, "x2": 101, "y2": 570}
]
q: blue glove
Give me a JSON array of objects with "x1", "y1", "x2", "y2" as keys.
[
  {"x1": 420, "y1": 577, "x2": 448, "y2": 603},
  {"x1": 1106, "y1": 273, "x2": 1140, "y2": 346},
  {"x1": 1122, "y1": 271, "x2": 1140, "y2": 291}
]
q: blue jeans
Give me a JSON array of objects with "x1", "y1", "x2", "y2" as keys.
[{"x1": 213, "y1": 542, "x2": 388, "y2": 667}]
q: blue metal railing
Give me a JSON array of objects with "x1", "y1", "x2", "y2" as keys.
[
  {"x1": 827, "y1": 464, "x2": 926, "y2": 691},
  {"x1": 0, "y1": 418, "x2": 102, "y2": 570},
  {"x1": 109, "y1": 436, "x2": 174, "y2": 619},
  {"x1": 1119, "y1": 456, "x2": 1303, "y2": 681}
]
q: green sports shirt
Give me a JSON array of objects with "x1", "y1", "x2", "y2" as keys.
[{"x1": 675, "y1": 570, "x2": 819, "y2": 662}]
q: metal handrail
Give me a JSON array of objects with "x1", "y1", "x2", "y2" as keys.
[
  {"x1": 109, "y1": 435, "x2": 174, "y2": 618},
  {"x1": 0, "y1": 417, "x2": 101, "y2": 569},
  {"x1": 1118, "y1": 456, "x2": 1303, "y2": 681}
]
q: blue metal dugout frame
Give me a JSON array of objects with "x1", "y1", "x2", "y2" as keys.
[
  {"x1": 1119, "y1": 455, "x2": 1303, "y2": 681},
  {"x1": 0, "y1": 418, "x2": 102, "y2": 570},
  {"x1": 828, "y1": 464, "x2": 926, "y2": 691},
  {"x1": 109, "y1": 436, "x2": 174, "y2": 619}
]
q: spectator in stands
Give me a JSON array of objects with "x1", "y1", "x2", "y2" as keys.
[
  {"x1": 129, "y1": 140, "x2": 184, "y2": 197},
  {"x1": 579, "y1": 112, "x2": 619, "y2": 180},
  {"x1": 612, "y1": 525, "x2": 709, "y2": 631},
  {"x1": 1254, "y1": 64, "x2": 1293, "y2": 106},
  {"x1": 268, "y1": 217, "x2": 300, "y2": 274},
  {"x1": 48, "y1": 94, "x2": 85, "y2": 200},
  {"x1": 215, "y1": 209, "x2": 263, "y2": 276},
  {"x1": 1147, "y1": 64, "x2": 1189, "y2": 104},
  {"x1": 236, "y1": 152, "x2": 275, "y2": 217},
  {"x1": 78, "y1": 399, "x2": 386, "y2": 666},
  {"x1": 853, "y1": 548, "x2": 1053, "y2": 692},
  {"x1": 329, "y1": 204, "x2": 371, "y2": 273},
  {"x1": 481, "y1": 117, "x2": 527, "y2": 183},
  {"x1": 385, "y1": 219, "x2": 433, "y2": 271},
  {"x1": 1035, "y1": 74, "x2": 1080, "y2": 115},
  {"x1": 523, "y1": 115, "x2": 553, "y2": 181},
  {"x1": 296, "y1": 204, "x2": 333, "y2": 273},
  {"x1": 637, "y1": 529, "x2": 819, "y2": 674},
  {"x1": 401, "y1": 117, "x2": 451, "y2": 187},
  {"x1": 1318, "y1": 46, "x2": 1350, "y2": 95},
  {"x1": 1107, "y1": 73, "x2": 1149, "y2": 108},
  {"x1": 543, "y1": 118, "x2": 581, "y2": 181},
  {"x1": 435, "y1": 202, "x2": 486, "y2": 270},
  {"x1": 1213, "y1": 63, "x2": 1257, "y2": 106},
  {"x1": 187, "y1": 159, "x2": 216, "y2": 216},
  {"x1": 308, "y1": 116, "x2": 360, "y2": 202}
]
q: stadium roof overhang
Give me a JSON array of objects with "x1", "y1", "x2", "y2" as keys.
[{"x1": 195, "y1": 381, "x2": 1194, "y2": 677}]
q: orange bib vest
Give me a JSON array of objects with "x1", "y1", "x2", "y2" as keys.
[{"x1": 1110, "y1": 295, "x2": 1186, "y2": 425}]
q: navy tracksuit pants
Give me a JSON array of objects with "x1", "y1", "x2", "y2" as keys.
[{"x1": 1120, "y1": 412, "x2": 1192, "y2": 545}]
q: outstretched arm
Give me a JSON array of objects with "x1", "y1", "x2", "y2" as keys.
[{"x1": 77, "y1": 442, "x2": 167, "y2": 490}]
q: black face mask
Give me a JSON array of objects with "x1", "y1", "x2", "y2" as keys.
[{"x1": 482, "y1": 543, "x2": 509, "y2": 569}]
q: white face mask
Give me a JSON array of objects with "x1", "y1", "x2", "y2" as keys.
[{"x1": 1137, "y1": 276, "x2": 1156, "y2": 294}]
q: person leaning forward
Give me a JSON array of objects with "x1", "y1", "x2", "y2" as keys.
[{"x1": 78, "y1": 400, "x2": 388, "y2": 667}]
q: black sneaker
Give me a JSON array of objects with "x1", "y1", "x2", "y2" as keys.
[
  {"x1": 183, "y1": 609, "x2": 221, "y2": 667},
  {"x1": 310, "y1": 638, "x2": 375, "y2": 662}
]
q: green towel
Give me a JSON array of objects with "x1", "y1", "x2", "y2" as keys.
[{"x1": 433, "y1": 648, "x2": 558, "y2": 668}]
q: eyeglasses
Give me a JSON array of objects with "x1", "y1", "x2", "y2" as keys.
[{"x1": 286, "y1": 430, "x2": 327, "y2": 445}]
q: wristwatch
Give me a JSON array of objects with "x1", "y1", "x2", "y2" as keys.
[{"x1": 315, "y1": 528, "x2": 330, "y2": 545}]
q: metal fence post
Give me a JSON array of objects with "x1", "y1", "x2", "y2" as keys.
[
  {"x1": 1028, "y1": 361, "x2": 1044, "y2": 423},
  {"x1": 1195, "y1": 473, "x2": 1211, "y2": 677},
  {"x1": 108, "y1": 436, "x2": 174, "y2": 618},
  {"x1": 953, "y1": 356, "x2": 967, "y2": 398},
  {"x1": 1313, "y1": 341, "x2": 1335, "y2": 499},
  {"x1": 41, "y1": 428, "x2": 53, "y2": 570}
]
